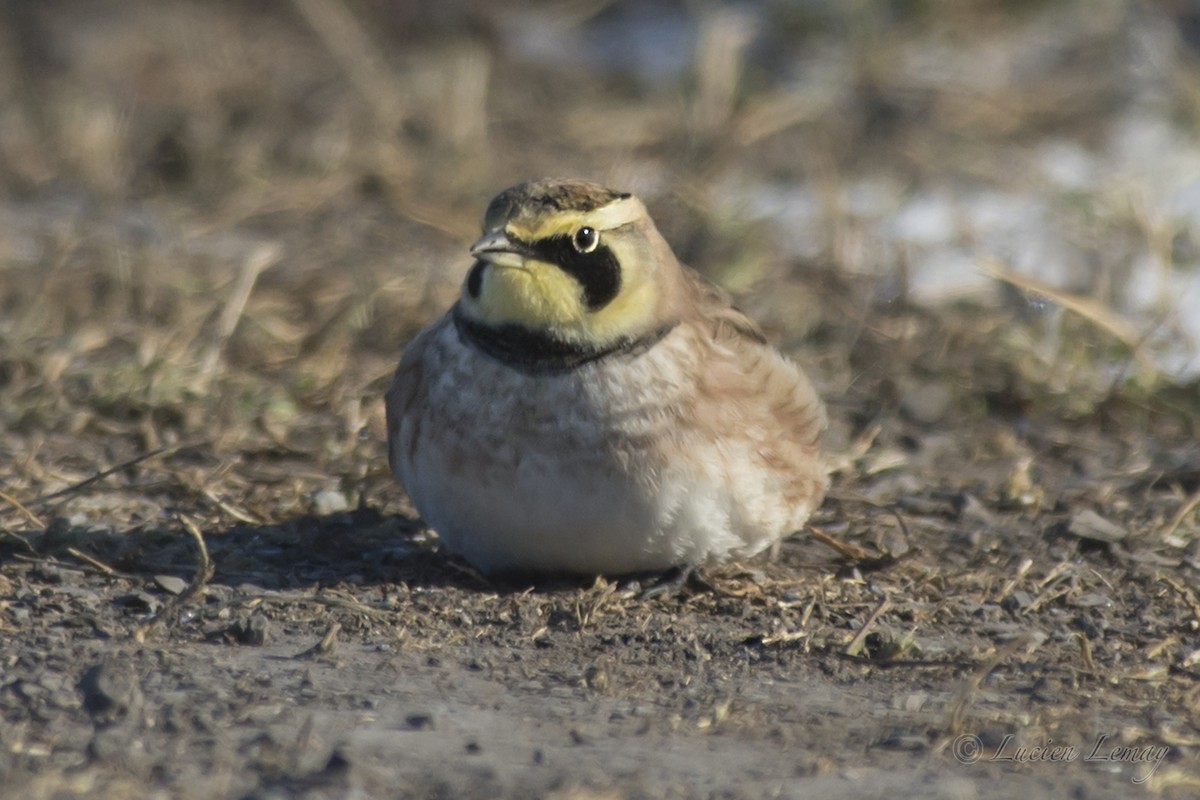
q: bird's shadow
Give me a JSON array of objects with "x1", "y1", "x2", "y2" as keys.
[
  {"x1": 198, "y1": 507, "x2": 477, "y2": 591},
  {"x1": 5, "y1": 505, "x2": 602, "y2": 594}
]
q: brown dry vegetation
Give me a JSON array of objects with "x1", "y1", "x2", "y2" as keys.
[{"x1": 2, "y1": 2, "x2": 1200, "y2": 799}]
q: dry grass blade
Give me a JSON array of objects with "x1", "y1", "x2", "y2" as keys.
[
  {"x1": 65, "y1": 546, "x2": 121, "y2": 577},
  {"x1": 1074, "y1": 632, "x2": 1097, "y2": 672},
  {"x1": 939, "y1": 634, "x2": 1034, "y2": 744},
  {"x1": 26, "y1": 445, "x2": 174, "y2": 508},
  {"x1": 843, "y1": 594, "x2": 892, "y2": 657},
  {"x1": 982, "y1": 259, "x2": 1161, "y2": 377},
  {"x1": 293, "y1": 622, "x2": 341, "y2": 659},
  {"x1": 1160, "y1": 576, "x2": 1200, "y2": 625},
  {"x1": 0, "y1": 488, "x2": 46, "y2": 528},
  {"x1": 1162, "y1": 487, "x2": 1200, "y2": 541},
  {"x1": 692, "y1": 9, "x2": 754, "y2": 134},
  {"x1": 993, "y1": 557, "x2": 1034, "y2": 603},
  {"x1": 198, "y1": 243, "x2": 281, "y2": 385},
  {"x1": 290, "y1": 0, "x2": 404, "y2": 130},
  {"x1": 135, "y1": 516, "x2": 215, "y2": 642},
  {"x1": 179, "y1": 516, "x2": 215, "y2": 592},
  {"x1": 810, "y1": 525, "x2": 870, "y2": 561},
  {"x1": 247, "y1": 591, "x2": 392, "y2": 620},
  {"x1": 574, "y1": 577, "x2": 617, "y2": 629},
  {"x1": 202, "y1": 489, "x2": 264, "y2": 526}
]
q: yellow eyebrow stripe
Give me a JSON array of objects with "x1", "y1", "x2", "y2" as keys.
[
  {"x1": 507, "y1": 212, "x2": 587, "y2": 242},
  {"x1": 506, "y1": 196, "x2": 646, "y2": 241}
]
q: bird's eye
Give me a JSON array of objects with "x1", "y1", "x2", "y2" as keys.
[{"x1": 572, "y1": 226, "x2": 599, "y2": 253}]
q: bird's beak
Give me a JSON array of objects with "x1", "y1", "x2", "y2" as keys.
[{"x1": 469, "y1": 230, "x2": 534, "y2": 269}]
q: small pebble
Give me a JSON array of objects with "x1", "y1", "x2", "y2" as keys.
[
  {"x1": 231, "y1": 614, "x2": 271, "y2": 646},
  {"x1": 406, "y1": 713, "x2": 435, "y2": 730},
  {"x1": 900, "y1": 379, "x2": 954, "y2": 425},
  {"x1": 312, "y1": 489, "x2": 349, "y2": 516},
  {"x1": 78, "y1": 663, "x2": 143, "y2": 727},
  {"x1": 1001, "y1": 590, "x2": 1034, "y2": 613},
  {"x1": 1067, "y1": 509, "x2": 1128, "y2": 543},
  {"x1": 114, "y1": 591, "x2": 161, "y2": 614},
  {"x1": 956, "y1": 492, "x2": 999, "y2": 526},
  {"x1": 1072, "y1": 592, "x2": 1113, "y2": 609},
  {"x1": 154, "y1": 575, "x2": 189, "y2": 596}
]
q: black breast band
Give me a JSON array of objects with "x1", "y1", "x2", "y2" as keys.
[{"x1": 452, "y1": 305, "x2": 676, "y2": 375}]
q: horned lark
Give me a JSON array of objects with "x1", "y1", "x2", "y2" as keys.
[{"x1": 386, "y1": 178, "x2": 827, "y2": 576}]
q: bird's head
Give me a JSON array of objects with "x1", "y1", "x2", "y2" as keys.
[{"x1": 456, "y1": 178, "x2": 683, "y2": 351}]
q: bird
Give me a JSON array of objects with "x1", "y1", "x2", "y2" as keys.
[{"x1": 386, "y1": 178, "x2": 827, "y2": 577}]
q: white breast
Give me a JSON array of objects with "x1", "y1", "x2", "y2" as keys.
[{"x1": 391, "y1": 321, "x2": 816, "y2": 575}]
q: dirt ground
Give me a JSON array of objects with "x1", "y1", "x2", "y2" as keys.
[{"x1": 2, "y1": 2, "x2": 1200, "y2": 798}]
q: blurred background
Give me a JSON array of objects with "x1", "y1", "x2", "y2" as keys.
[{"x1": 1, "y1": 0, "x2": 1199, "y2": 518}]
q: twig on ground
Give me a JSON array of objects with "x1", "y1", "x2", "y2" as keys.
[
  {"x1": 179, "y1": 516, "x2": 215, "y2": 593},
  {"x1": 1162, "y1": 487, "x2": 1200, "y2": 541},
  {"x1": 1160, "y1": 576, "x2": 1200, "y2": 625},
  {"x1": 293, "y1": 622, "x2": 342, "y2": 659},
  {"x1": 836, "y1": 653, "x2": 978, "y2": 669},
  {"x1": 1075, "y1": 632, "x2": 1097, "y2": 672},
  {"x1": 843, "y1": 593, "x2": 891, "y2": 657},
  {"x1": 26, "y1": 445, "x2": 175, "y2": 508},
  {"x1": 939, "y1": 634, "x2": 1034, "y2": 744},
  {"x1": 810, "y1": 526, "x2": 870, "y2": 561},
  {"x1": 135, "y1": 515, "x2": 216, "y2": 642},
  {"x1": 0, "y1": 529, "x2": 37, "y2": 555},
  {"x1": 10, "y1": 553, "x2": 86, "y2": 572},
  {"x1": 819, "y1": 492, "x2": 916, "y2": 564},
  {"x1": 246, "y1": 591, "x2": 392, "y2": 620},
  {"x1": 0, "y1": 488, "x2": 46, "y2": 528},
  {"x1": 203, "y1": 489, "x2": 264, "y2": 525},
  {"x1": 65, "y1": 547, "x2": 121, "y2": 577},
  {"x1": 993, "y1": 557, "x2": 1034, "y2": 603}
]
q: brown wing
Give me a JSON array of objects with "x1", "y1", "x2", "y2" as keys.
[
  {"x1": 678, "y1": 264, "x2": 828, "y2": 513},
  {"x1": 679, "y1": 265, "x2": 768, "y2": 345}
]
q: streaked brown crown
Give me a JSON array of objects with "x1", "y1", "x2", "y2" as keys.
[{"x1": 482, "y1": 179, "x2": 631, "y2": 234}]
